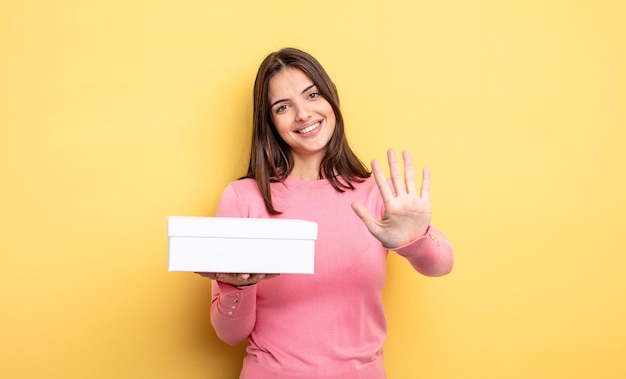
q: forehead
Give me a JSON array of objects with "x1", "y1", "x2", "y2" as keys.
[{"x1": 268, "y1": 67, "x2": 314, "y2": 100}]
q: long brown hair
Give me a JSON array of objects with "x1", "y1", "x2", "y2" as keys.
[{"x1": 245, "y1": 47, "x2": 370, "y2": 214}]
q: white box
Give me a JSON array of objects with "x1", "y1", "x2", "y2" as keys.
[{"x1": 167, "y1": 216, "x2": 317, "y2": 274}]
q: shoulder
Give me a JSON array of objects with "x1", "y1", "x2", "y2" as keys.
[
  {"x1": 227, "y1": 177, "x2": 259, "y2": 193},
  {"x1": 216, "y1": 178, "x2": 264, "y2": 217},
  {"x1": 221, "y1": 178, "x2": 263, "y2": 204}
]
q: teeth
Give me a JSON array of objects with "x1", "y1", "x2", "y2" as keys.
[{"x1": 298, "y1": 122, "x2": 320, "y2": 134}]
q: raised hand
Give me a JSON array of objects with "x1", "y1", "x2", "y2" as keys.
[{"x1": 351, "y1": 149, "x2": 432, "y2": 248}]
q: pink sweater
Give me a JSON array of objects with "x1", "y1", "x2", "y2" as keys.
[{"x1": 211, "y1": 176, "x2": 453, "y2": 379}]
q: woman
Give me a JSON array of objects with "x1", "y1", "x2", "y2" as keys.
[{"x1": 198, "y1": 47, "x2": 454, "y2": 379}]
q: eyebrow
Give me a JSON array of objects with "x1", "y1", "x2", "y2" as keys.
[{"x1": 270, "y1": 84, "x2": 316, "y2": 108}]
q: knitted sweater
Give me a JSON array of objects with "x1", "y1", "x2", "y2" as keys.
[{"x1": 210, "y1": 176, "x2": 453, "y2": 379}]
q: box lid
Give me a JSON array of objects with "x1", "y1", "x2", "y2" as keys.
[{"x1": 168, "y1": 216, "x2": 318, "y2": 240}]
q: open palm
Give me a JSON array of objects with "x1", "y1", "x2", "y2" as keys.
[{"x1": 352, "y1": 149, "x2": 432, "y2": 248}]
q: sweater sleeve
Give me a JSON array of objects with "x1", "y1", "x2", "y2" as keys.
[
  {"x1": 392, "y1": 225, "x2": 454, "y2": 277},
  {"x1": 209, "y1": 183, "x2": 258, "y2": 345},
  {"x1": 210, "y1": 281, "x2": 257, "y2": 345}
]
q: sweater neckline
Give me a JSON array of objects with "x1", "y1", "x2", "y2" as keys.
[{"x1": 283, "y1": 175, "x2": 332, "y2": 189}]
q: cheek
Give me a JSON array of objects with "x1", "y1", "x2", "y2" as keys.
[
  {"x1": 329, "y1": 109, "x2": 337, "y2": 125},
  {"x1": 325, "y1": 107, "x2": 337, "y2": 129},
  {"x1": 322, "y1": 102, "x2": 336, "y2": 123},
  {"x1": 272, "y1": 117, "x2": 293, "y2": 140}
]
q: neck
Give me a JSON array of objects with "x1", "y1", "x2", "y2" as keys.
[{"x1": 290, "y1": 153, "x2": 324, "y2": 181}]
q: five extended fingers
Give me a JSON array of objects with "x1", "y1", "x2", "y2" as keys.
[{"x1": 374, "y1": 149, "x2": 427, "y2": 201}]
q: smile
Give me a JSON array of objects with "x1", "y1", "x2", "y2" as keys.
[{"x1": 296, "y1": 122, "x2": 321, "y2": 134}]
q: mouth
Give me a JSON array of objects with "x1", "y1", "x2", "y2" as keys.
[{"x1": 296, "y1": 121, "x2": 321, "y2": 134}]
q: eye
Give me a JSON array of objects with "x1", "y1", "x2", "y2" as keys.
[
  {"x1": 308, "y1": 92, "x2": 320, "y2": 99},
  {"x1": 275, "y1": 104, "x2": 289, "y2": 114}
]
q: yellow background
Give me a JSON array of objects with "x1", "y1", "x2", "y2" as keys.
[{"x1": 1, "y1": 1, "x2": 625, "y2": 378}]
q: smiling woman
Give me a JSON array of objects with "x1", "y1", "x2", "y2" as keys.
[
  {"x1": 194, "y1": 47, "x2": 454, "y2": 379},
  {"x1": 268, "y1": 67, "x2": 337, "y2": 178},
  {"x1": 245, "y1": 47, "x2": 372, "y2": 215}
]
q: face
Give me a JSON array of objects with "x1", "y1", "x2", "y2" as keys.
[{"x1": 267, "y1": 67, "x2": 336, "y2": 162}]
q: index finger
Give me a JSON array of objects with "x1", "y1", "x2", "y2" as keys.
[{"x1": 371, "y1": 159, "x2": 394, "y2": 201}]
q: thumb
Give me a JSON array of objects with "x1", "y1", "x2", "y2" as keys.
[{"x1": 351, "y1": 202, "x2": 380, "y2": 237}]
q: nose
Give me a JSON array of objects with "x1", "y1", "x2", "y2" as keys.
[{"x1": 295, "y1": 103, "x2": 312, "y2": 121}]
